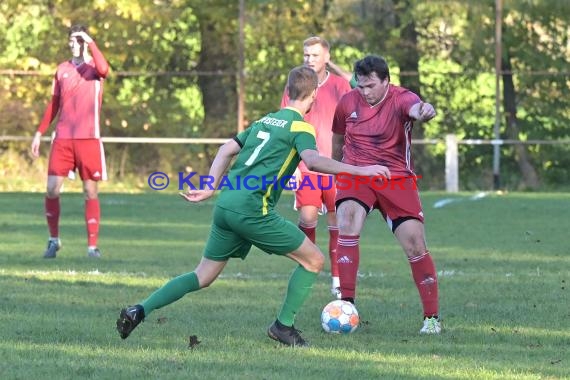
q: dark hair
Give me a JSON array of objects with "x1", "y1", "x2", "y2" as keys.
[
  {"x1": 68, "y1": 24, "x2": 88, "y2": 36},
  {"x1": 287, "y1": 66, "x2": 318, "y2": 101},
  {"x1": 354, "y1": 55, "x2": 390, "y2": 81}
]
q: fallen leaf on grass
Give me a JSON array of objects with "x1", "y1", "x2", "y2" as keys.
[{"x1": 188, "y1": 335, "x2": 201, "y2": 349}]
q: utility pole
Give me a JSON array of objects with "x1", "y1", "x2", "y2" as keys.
[
  {"x1": 493, "y1": 0, "x2": 503, "y2": 190},
  {"x1": 237, "y1": 0, "x2": 246, "y2": 132}
]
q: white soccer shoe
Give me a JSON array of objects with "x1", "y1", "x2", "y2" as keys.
[{"x1": 420, "y1": 317, "x2": 441, "y2": 334}]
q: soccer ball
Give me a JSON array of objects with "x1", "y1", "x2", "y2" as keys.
[{"x1": 321, "y1": 300, "x2": 359, "y2": 334}]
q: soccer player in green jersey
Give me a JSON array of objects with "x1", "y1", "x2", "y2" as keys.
[{"x1": 116, "y1": 66, "x2": 391, "y2": 347}]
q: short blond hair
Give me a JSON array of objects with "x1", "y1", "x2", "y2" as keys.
[{"x1": 303, "y1": 36, "x2": 330, "y2": 51}]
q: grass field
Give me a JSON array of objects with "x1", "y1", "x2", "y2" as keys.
[{"x1": 0, "y1": 191, "x2": 568, "y2": 379}]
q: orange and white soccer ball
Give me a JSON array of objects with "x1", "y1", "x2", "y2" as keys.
[{"x1": 321, "y1": 300, "x2": 359, "y2": 334}]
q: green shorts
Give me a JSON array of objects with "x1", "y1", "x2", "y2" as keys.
[{"x1": 203, "y1": 206, "x2": 306, "y2": 261}]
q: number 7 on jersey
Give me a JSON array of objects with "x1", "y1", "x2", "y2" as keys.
[{"x1": 244, "y1": 131, "x2": 270, "y2": 166}]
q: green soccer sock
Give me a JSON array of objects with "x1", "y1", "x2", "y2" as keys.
[
  {"x1": 277, "y1": 265, "x2": 317, "y2": 327},
  {"x1": 140, "y1": 272, "x2": 200, "y2": 316}
]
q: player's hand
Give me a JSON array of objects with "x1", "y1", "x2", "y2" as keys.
[
  {"x1": 31, "y1": 133, "x2": 41, "y2": 158},
  {"x1": 417, "y1": 101, "x2": 436, "y2": 122},
  {"x1": 357, "y1": 165, "x2": 391, "y2": 180},
  {"x1": 179, "y1": 189, "x2": 215, "y2": 203},
  {"x1": 70, "y1": 31, "x2": 93, "y2": 44}
]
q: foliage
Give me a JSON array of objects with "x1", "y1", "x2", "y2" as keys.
[{"x1": 0, "y1": 0, "x2": 569, "y2": 189}]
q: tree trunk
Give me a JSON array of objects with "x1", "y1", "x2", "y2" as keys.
[
  {"x1": 194, "y1": 3, "x2": 238, "y2": 138},
  {"x1": 502, "y1": 52, "x2": 540, "y2": 190}
]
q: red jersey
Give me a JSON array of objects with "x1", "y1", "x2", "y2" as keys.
[
  {"x1": 332, "y1": 85, "x2": 420, "y2": 176},
  {"x1": 37, "y1": 42, "x2": 109, "y2": 139},
  {"x1": 282, "y1": 72, "x2": 351, "y2": 173}
]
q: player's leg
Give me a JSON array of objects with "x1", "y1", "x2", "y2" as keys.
[
  {"x1": 43, "y1": 175, "x2": 66, "y2": 258},
  {"x1": 116, "y1": 207, "x2": 247, "y2": 339},
  {"x1": 298, "y1": 205, "x2": 319, "y2": 242},
  {"x1": 244, "y1": 211, "x2": 322, "y2": 347},
  {"x1": 334, "y1": 175, "x2": 375, "y2": 303},
  {"x1": 141, "y1": 257, "x2": 228, "y2": 315},
  {"x1": 82, "y1": 179, "x2": 101, "y2": 257},
  {"x1": 335, "y1": 199, "x2": 367, "y2": 303},
  {"x1": 322, "y1": 176, "x2": 340, "y2": 298},
  {"x1": 267, "y1": 236, "x2": 324, "y2": 347},
  {"x1": 76, "y1": 139, "x2": 106, "y2": 257},
  {"x1": 393, "y1": 219, "x2": 440, "y2": 333},
  {"x1": 116, "y1": 258, "x2": 227, "y2": 340},
  {"x1": 295, "y1": 173, "x2": 321, "y2": 243},
  {"x1": 386, "y1": 178, "x2": 440, "y2": 333},
  {"x1": 281, "y1": 236, "x2": 325, "y2": 321},
  {"x1": 43, "y1": 140, "x2": 74, "y2": 258}
]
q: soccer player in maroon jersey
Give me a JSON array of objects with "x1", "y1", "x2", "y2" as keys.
[
  {"x1": 332, "y1": 55, "x2": 441, "y2": 334},
  {"x1": 280, "y1": 37, "x2": 351, "y2": 299},
  {"x1": 31, "y1": 24, "x2": 109, "y2": 259}
]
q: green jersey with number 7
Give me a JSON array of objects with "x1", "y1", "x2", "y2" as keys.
[{"x1": 216, "y1": 107, "x2": 317, "y2": 216}]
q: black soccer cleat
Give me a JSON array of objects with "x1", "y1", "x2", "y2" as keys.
[
  {"x1": 43, "y1": 239, "x2": 61, "y2": 259},
  {"x1": 267, "y1": 319, "x2": 308, "y2": 347},
  {"x1": 116, "y1": 304, "x2": 145, "y2": 339}
]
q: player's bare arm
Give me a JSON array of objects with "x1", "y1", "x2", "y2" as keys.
[
  {"x1": 180, "y1": 139, "x2": 241, "y2": 203},
  {"x1": 327, "y1": 61, "x2": 353, "y2": 82},
  {"x1": 300, "y1": 149, "x2": 390, "y2": 179},
  {"x1": 409, "y1": 101, "x2": 436, "y2": 122},
  {"x1": 31, "y1": 132, "x2": 43, "y2": 158},
  {"x1": 70, "y1": 31, "x2": 93, "y2": 44},
  {"x1": 331, "y1": 133, "x2": 345, "y2": 162}
]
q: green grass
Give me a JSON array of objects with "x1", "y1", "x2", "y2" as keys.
[{"x1": 0, "y1": 191, "x2": 568, "y2": 379}]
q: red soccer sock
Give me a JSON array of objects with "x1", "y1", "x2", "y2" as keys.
[
  {"x1": 328, "y1": 226, "x2": 339, "y2": 277},
  {"x1": 337, "y1": 234, "x2": 360, "y2": 300},
  {"x1": 409, "y1": 251, "x2": 439, "y2": 317},
  {"x1": 298, "y1": 220, "x2": 317, "y2": 243},
  {"x1": 85, "y1": 199, "x2": 100, "y2": 247},
  {"x1": 45, "y1": 196, "x2": 60, "y2": 238}
]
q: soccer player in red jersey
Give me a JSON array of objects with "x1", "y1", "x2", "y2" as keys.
[
  {"x1": 31, "y1": 24, "x2": 109, "y2": 259},
  {"x1": 332, "y1": 55, "x2": 441, "y2": 334},
  {"x1": 281, "y1": 37, "x2": 351, "y2": 299}
]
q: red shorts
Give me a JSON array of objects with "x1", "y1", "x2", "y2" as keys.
[
  {"x1": 335, "y1": 174, "x2": 424, "y2": 226},
  {"x1": 294, "y1": 173, "x2": 336, "y2": 214},
  {"x1": 48, "y1": 139, "x2": 107, "y2": 181}
]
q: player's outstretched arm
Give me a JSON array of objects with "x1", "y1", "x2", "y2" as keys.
[
  {"x1": 180, "y1": 139, "x2": 241, "y2": 203},
  {"x1": 300, "y1": 149, "x2": 390, "y2": 179}
]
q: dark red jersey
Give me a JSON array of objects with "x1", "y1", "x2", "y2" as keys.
[{"x1": 332, "y1": 85, "x2": 420, "y2": 176}]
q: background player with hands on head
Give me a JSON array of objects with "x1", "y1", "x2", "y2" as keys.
[{"x1": 31, "y1": 24, "x2": 109, "y2": 259}]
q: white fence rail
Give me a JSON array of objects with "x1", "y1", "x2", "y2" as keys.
[{"x1": 2, "y1": 135, "x2": 569, "y2": 192}]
